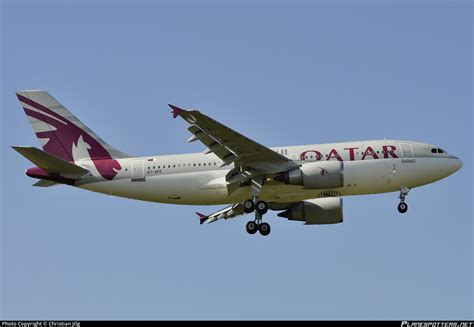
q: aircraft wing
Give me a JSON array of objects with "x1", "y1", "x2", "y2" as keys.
[
  {"x1": 170, "y1": 105, "x2": 298, "y2": 174},
  {"x1": 196, "y1": 203, "x2": 246, "y2": 224}
]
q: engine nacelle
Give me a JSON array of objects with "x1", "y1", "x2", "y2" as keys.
[
  {"x1": 278, "y1": 197, "x2": 343, "y2": 225},
  {"x1": 274, "y1": 161, "x2": 343, "y2": 189}
]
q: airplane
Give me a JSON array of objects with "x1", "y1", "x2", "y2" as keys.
[{"x1": 12, "y1": 90, "x2": 463, "y2": 236}]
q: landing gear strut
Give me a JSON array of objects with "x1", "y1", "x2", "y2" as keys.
[{"x1": 398, "y1": 187, "x2": 410, "y2": 214}]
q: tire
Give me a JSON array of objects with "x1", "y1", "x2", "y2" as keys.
[
  {"x1": 398, "y1": 202, "x2": 408, "y2": 214},
  {"x1": 259, "y1": 222, "x2": 271, "y2": 236},
  {"x1": 243, "y1": 199, "x2": 254, "y2": 213},
  {"x1": 246, "y1": 221, "x2": 258, "y2": 235},
  {"x1": 255, "y1": 201, "x2": 268, "y2": 215}
]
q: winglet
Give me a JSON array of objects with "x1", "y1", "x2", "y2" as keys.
[
  {"x1": 169, "y1": 104, "x2": 186, "y2": 119},
  {"x1": 196, "y1": 212, "x2": 208, "y2": 225}
]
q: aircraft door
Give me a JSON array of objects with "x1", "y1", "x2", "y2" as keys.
[
  {"x1": 132, "y1": 160, "x2": 145, "y2": 181},
  {"x1": 399, "y1": 143, "x2": 415, "y2": 163}
]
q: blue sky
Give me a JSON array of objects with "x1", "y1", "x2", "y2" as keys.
[{"x1": 1, "y1": 0, "x2": 472, "y2": 320}]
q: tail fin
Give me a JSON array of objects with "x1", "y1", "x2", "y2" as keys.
[{"x1": 16, "y1": 90, "x2": 128, "y2": 180}]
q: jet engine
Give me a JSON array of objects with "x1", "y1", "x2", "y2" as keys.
[
  {"x1": 277, "y1": 197, "x2": 343, "y2": 225},
  {"x1": 274, "y1": 161, "x2": 343, "y2": 189}
]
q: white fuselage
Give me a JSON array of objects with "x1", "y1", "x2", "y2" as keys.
[{"x1": 75, "y1": 140, "x2": 462, "y2": 206}]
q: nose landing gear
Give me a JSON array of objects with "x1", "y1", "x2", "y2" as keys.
[
  {"x1": 398, "y1": 202, "x2": 408, "y2": 214},
  {"x1": 398, "y1": 187, "x2": 410, "y2": 214}
]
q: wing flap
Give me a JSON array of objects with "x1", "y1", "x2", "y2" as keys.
[{"x1": 196, "y1": 203, "x2": 247, "y2": 224}]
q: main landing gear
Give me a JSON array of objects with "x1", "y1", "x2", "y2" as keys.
[
  {"x1": 244, "y1": 198, "x2": 270, "y2": 236},
  {"x1": 244, "y1": 176, "x2": 271, "y2": 236},
  {"x1": 398, "y1": 187, "x2": 410, "y2": 214},
  {"x1": 243, "y1": 199, "x2": 268, "y2": 215}
]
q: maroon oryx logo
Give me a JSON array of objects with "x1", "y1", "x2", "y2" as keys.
[{"x1": 18, "y1": 94, "x2": 121, "y2": 180}]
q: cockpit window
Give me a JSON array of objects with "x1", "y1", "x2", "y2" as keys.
[{"x1": 431, "y1": 148, "x2": 446, "y2": 154}]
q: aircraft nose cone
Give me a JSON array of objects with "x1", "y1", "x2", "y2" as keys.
[
  {"x1": 447, "y1": 157, "x2": 463, "y2": 175},
  {"x1": 454, "y1": 158, "x2": 463, "y2": 172}
]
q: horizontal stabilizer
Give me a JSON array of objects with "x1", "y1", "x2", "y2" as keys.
[
  {"x1": 12, "y1": 146, "x2": 88, "y2": 176},
  {"x1": 33, "y1": 180, "x2": 59, "y2": 187}
]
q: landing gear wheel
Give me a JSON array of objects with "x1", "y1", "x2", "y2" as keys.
[
  {"x1": 398, "y1": 202, "x2": 408, "y2": 214},
  {"x1": 255, "y1": 201, "x2": 268, "y2": 215},
  {"x1": 259, "y1": 222, "x2": 271, "y2": 236},
  {"x1": 243, "y1": 199, "x2": 254, "y2": 213},
  {"x1": 246, "y1": 221, "x2": 258, "y2": 235}
]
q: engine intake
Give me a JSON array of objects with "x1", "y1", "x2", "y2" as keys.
[
  {"x1": 278, "y1": 197, "x2": 343, "y2": 225},
  {"x1": 274, "y1": 161, "x2": 343, "y2": 189}
]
